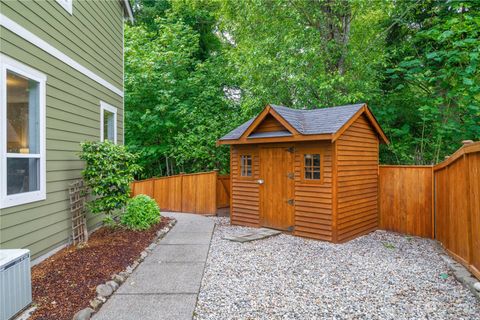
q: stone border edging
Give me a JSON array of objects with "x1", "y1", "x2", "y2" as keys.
[
  {"x1": 72, "y1": 219, "x2": 177, "y2": 320},
  {"x1": 440, "y1": 254, "x2": 480, "y2": 301}
]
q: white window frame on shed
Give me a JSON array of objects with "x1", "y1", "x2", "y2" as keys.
[
  {"x1": 100, "y1": 101, "x2": 118, "y2": 144},
  {"x1": 56, "y1": 0, "x2": 73, "y2": 15},
  {"x1": 0, "y1": 54, "x2": 47, "y2": 209}
]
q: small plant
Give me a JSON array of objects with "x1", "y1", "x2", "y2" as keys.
[
  {"x1": 121, "y1": 195, "x2": 161, "y2": 230},
  {"x1": 383, "y1": 242, "x2": 396, "y2": 250},
  {"x1": 79, "y1": 141, "x2": 142, "y2": 223}
]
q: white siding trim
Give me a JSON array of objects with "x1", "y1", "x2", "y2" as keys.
[
  {"x1": 0, "y1": 54, "x2": 47, "y2": 209},
  {"x1": 100, "y1": 101, "x2": 118, "y2": 144},
  {"x1": 122, "y1": 0, "x2": 134, "y2": 22},
  {"x1": 0, "y1": 13, "x2": 124, "y2": 97},
  {"x1": 56, "y1": 0, "x2": 73, "y2": 15}
]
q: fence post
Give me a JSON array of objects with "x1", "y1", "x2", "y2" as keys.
[
  {"x1": 180, "y1": 172, "x2": 184, "y2": 212},
  {"x1": 462, "y1": 140, "x2": 474, "y2": 268},
  {"x1": 214, "y1": 169, "x2": 219, "y2": 214},
  {"x1": 152, "y1": 177, "x2": 157, "y2": 205}
]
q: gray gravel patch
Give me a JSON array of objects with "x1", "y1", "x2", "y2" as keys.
[{"x1": 194, "y1": 217, "x2": 480, "y2": 319}]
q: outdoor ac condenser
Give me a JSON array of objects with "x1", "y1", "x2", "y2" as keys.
[{"x1": 0, "y1": 249, "x2": 32, "y2": 320}]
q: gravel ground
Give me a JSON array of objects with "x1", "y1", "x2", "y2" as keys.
[{"x1": 194, "y1": 217, "x2": 480, "y2": 320}]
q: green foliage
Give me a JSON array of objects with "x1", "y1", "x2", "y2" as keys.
[
  {"x1": 126, "y1": 0, "x2": 480, "y2": 174},
  {"x1": 125, "y1": 0, "x2": 238, "y2": 177},
  {"x1": 121, "y1": 194, "x2": 161, "y2": 230},
  {"x1": 218, "y1": 0, "x2": 389, "y2": 114},
  {"x1": 79, "y1": 141, "x2": 142, "y2": 222},
  {"x1": 383, "y1": 242, "x2": 396, "y2": 250},
  {"x1": 379, "y1": 0, "x2": 480, "y2": 164}
]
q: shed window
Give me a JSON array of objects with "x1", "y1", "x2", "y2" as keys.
[
  {"x1": 240, "y1": 155, "x2": 252, "y2": 177},
  {"x1": 304, "y1": 154, "x2": 321, "y2": 180},
  {"x1": 1, "y1": 55, "x2": 47, "y2": 208}
]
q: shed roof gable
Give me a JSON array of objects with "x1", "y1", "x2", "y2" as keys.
[{"x1": 219, "y1": 103, "x2": 389, "y2": 144}]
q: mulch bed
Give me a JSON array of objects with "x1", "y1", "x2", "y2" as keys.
[{"x1": 30, "y1": 217, "x2": 172, "y2": 320}]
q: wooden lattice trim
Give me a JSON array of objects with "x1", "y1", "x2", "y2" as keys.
[{"x1": 69, "y1": 180, "x2": 88, "y2": 245}]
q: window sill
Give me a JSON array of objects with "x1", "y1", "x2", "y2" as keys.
[{"x1": 0, "y1": 191, "x2": 46, "y2": 209}]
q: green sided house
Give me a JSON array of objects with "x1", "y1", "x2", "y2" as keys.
[{"x1": 0, "y1": 0, "x2": 133, "y2": 261}]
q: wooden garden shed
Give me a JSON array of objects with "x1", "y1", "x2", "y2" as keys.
[{"x1": 218, "y1": 103, "x2": 389, "y2": 243}]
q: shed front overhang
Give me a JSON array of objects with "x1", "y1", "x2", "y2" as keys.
[{"x1": 218, "y1": 133, "x2": 333, "y2": 145}]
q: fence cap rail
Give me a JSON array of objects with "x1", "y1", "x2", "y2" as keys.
[
  {"x1": 434, "y1": 141, "x2": 480, "y2": 171},
  {"x1": 133, "y1": 170, "x2": 219, "y2": 182},
  {"x1": 380, "y1": 165, "x2": 434, "y2": 168}
]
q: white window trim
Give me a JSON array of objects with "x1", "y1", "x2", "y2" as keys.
[
  {"x1": 100, "y1": 101, "x2": 118, "y2": 144},
  {"x1": 0, "y1": 54, "x2": 47, "y2": 209},
  {"x1": 56, "y1": 0, "x2": 73, "y2": 15}
]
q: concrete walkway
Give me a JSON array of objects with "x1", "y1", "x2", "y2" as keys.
[{"x1": 93, "y1": 212, "x2": 214, "y2": 320}]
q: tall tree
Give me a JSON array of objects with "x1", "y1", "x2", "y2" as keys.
[
  {"x1": 380, "y1": 0, "x2": 480, "y2": 164},
  {"x1": 217, "y1": 0, "x2": 389, "y2": 115},
  {"x1": 125, "y1": 0, "x2": 236, "y2": 177}
]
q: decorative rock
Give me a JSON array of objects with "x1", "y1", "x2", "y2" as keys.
[
  {"x1": 96, "y1": 296, "x2": 107, "y2": 303},
  {"x1": 194, "y1": 216, "x2": 480, "y2": 319},
  {"x1": 474, "y1": 282, "x2": 480, "y2": 292},
  {"x1": 112, "y1": 274, "x2": 125, "y2": 284},
  {"x1": 140, "y1": 251, "x2": 148, "y2": 259},
  {"x1": 118, "y1": 271, "x2": 129, "y2": 278},
  {"x1": 72, "y1": 307, "x2": 94, "y2": 320},
  {"x1": 147, "y1": 243, "x2": 156, "y2": 251},
  {"x1": 96, "y1": 284, "x2": 113, "y2": 298},
  {"x1": 89, "y1": 298, "x2": 103, "y2": 310},
  {"x1": 130, "y1": 260, "x2": 139, "y2": 269},
  {"x1": 106, "y1": 280, "x2": 119, "y2": 291}
]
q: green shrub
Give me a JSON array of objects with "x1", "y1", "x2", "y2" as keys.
[
  {"x1": 121, "y1": 195, "x2": 161, "y2": 230},
  {"x1": 79, "y1": 141, "x2": 142, "y2": 224}
]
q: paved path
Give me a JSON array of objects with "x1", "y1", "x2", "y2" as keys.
[{"x1": 93, "y1": 212, "x2": 214, "y2": 320}]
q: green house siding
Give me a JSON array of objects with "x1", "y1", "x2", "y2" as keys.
[
  {"x1": 1, "y1": 0, "x2": 124, "y2": 89},
  {"x1": 0, "y1": 0, "x2": 126, "y2": 260}
]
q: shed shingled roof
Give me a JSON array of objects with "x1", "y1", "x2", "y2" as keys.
[{"x1": 220, "y1": 103, "x2": 365, "y2": 141}]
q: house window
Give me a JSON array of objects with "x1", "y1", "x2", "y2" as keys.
[
  {"x1": 1, "y1": 54, "x2": 46, "y2": 208},
  {"x1": 56, "y1": 0, "x2": 73, "y2": 15},
  {"x1": 304, "y1": 154, "x2": 321, "y2": 180},
  {"x1": 240, "y1": 155, "x2": 252, "y2": 177},
  {"x1": 100, "y1": 102, "x2": 117, "y2": 144}
]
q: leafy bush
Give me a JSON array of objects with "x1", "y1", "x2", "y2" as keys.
[
  {"x1": 79, "y1": 141, "x2": 142, "y2": 223},
  {"x1": 121, "y1": 195, "x2": 161, "y2": 230}
]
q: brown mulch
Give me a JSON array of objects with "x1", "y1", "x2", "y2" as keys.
[{"x1": 30, "y1": 217, "x2": 172, "y2": 320}]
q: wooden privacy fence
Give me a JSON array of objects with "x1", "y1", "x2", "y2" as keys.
[
  {"x1": 216, "y1": 175, "x2": 230, "y2": 208},
  {"x1": 379, "y1": 141, "x2": 480, "y2": 279},
  {"x1": 131, "y1": 171, "x2": 230, "y2": 215},
  {"x1": 379, "y1": 166, "x2": 434, "y2": 238},
  {"x1": 434, "y1": 142, "x2": 480, "y2": 279}
]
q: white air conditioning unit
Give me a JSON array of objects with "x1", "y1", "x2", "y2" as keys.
[{"x1": 0, "y1": 249, "x2": 32, "y2": 320}]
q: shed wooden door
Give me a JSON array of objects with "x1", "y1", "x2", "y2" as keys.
[{"x1": 259, "y1": 146, "x2": 295, "y2": 230}]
